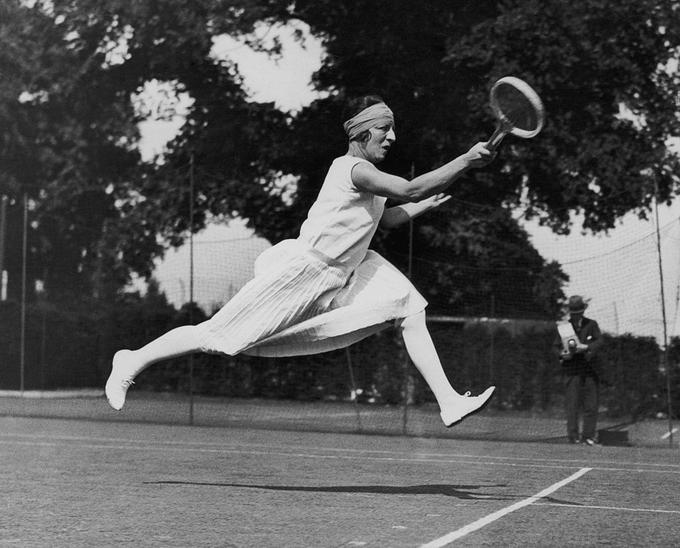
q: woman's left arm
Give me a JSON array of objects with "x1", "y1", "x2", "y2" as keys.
[{"x1": 380, "y1": 194, "x2": 451, "y2": 228}]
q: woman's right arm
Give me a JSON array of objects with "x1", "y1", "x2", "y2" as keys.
[{"x1": 352, "y1": 142, "x2": 494, "y2": 201}]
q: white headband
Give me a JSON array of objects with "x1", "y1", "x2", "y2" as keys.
[{"x1": 343, "y1": 103, "x2": 394, "y2": 140}]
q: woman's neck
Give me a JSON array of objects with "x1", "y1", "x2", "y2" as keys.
[{"x1": 347, "y1": 141, "x2": 369, "y2": 160}]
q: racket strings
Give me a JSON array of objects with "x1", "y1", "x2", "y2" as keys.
[
  {"x1": 494, "y1": 83, "x2": 541, "y2": 132},
  {"x1": 490, "y1": 77, "x2": 545, "y2": 140}
]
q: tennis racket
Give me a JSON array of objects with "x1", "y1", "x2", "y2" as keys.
[{"x1": 486, "y1": 76, "x2": 545, "y2": 151}]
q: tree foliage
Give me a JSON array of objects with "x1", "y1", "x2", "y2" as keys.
[
  {"x1": 444, "y1": 0, "x2": 680, "y2": 232},
  {"x1": 0, "y1": 0, "x2": 275, "y2": 300},
  {"x1": 213, "y1": 0, "x2": 680, "y2": 316},
  {"x1": 250, "y1": 0, "x2": 680, "y2": 232},
  {"x1": 1, "y1": 0, "x2": 679, "y2": 319}
]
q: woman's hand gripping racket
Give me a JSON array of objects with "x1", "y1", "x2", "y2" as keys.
[{"x1": 486, "y1": 76, "x2": 545, "y2": 151}]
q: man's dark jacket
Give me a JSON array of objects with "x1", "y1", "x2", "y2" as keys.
[{"x1": 557, "y1": 316, "x2": 603, "y2": 379}]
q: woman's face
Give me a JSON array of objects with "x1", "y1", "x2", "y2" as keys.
[{"x1": 364, "y1": 122, "x2": 396, "y2": 163}]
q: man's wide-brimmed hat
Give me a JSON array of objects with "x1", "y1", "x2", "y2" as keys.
[{"x1": 568, "y1": 295, "x2": 588, "y2": 313}]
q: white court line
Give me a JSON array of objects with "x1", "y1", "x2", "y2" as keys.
[
  {"x1": 2, "y1": 436, "x2": 680, "y2": 474},
  {"x1": 0, "y1": 439, "x2": 604, "y2": 473},
  {"x1": 420, "y1": 467, "x2": 592, "y2": 548},
  {"x1": 536, "y1": 502, "x2": 680, "y2": 515},
  {"x1": 1, "y1": 432, "x2": 678, "y2": 470}
]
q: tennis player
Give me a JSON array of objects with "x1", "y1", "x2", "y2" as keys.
[{"x1": 106, "y1": 95, "x2": 496, "y2": 426}]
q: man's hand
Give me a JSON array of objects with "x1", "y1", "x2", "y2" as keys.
[
  {"x1": 574, "y1": 342, "x2": 589, "y2": 353},
  {"x1": 561, "y1": 342, "x2": 588, "y2": 361}
]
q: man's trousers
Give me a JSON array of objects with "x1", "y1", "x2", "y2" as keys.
[{"x1": 565, "y1": 375, "x2": 599, "y2": 441}]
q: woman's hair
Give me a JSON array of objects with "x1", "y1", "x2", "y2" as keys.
[
  {"x1": 343, "y1": 95, "x2": 385, "y2": 121},
  {"x1": 342, "y1": 95, "x2": 385, "y2": 142}
]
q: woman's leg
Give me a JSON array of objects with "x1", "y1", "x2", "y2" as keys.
[
  {"x1": 106, "y1": 245, "x2": 343, "y2": 411},
  {"x1": 398, "y1": 310, "x2": 495, "y2": 426},
  {"x1": 105, "y1": 325, "x2": 205, "y2": 410},
  {"x1": 398, "y1": 311, "x2": 461, "y2": 405}
]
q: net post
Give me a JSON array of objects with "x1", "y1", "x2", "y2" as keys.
[
  {"x1": 401, "y1": 163, "x2": 416, "y2": 435},
  {"x1": 345, "y1": 347, "x2": 363, "y2": 432},
  {"x1": 188, "y1": 152, "x2": 195, "y2": 426},
  {"x1": 20, "y1": 192, "x2": 28, "y2": 394},
  {"x1": 488, "y1": 294, "x2": 495, "y2": 384},
  {"x1": 653, "y1": 189, "x2": 673, "y2": 446},
  {"x1": 0, "y1": 195, "x2": 7, "y2": 298}
]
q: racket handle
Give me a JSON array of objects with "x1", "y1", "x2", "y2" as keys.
[{"x1": 487, "y1": 126, "x2": 507, "y2": 151}]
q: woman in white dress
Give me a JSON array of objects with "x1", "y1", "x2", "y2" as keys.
[{"x1": 106, "y1": 95, "x2": 496, "y2": 426}]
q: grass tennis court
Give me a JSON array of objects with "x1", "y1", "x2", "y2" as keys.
[{"x1": 2, "y1": 395, "x2": 679, "y2": 547}]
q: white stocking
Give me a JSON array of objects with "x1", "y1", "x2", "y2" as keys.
[
  {"x1": 119, "y1": 325, "x2": 205, "y2": 377},
  {"x1": 398, "y1": 310, "x2": 462, "y2": 409}
]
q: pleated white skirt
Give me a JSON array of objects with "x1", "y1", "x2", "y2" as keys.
[{"x1": 196, "y1": 239, "x2": 427, "y2": 357}]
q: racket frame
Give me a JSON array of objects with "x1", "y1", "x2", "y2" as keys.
[{"x1": 487, "y1": 76, "x2": 545, "y2": 150}]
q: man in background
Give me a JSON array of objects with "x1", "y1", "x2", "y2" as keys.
[{"x1": 557, "y1": 295, "x2": 603, "y2": 445}]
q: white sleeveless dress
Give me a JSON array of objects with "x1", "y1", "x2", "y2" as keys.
[{"x1": 196, "y1": 155, "x2": 427, "y2": 357}]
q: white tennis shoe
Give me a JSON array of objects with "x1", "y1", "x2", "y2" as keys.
[
  {"x1": 105, "y1": 350, "x2": 137, "y2": 411},
  {"x1": 440, "y1": 386, "x2": 495, "y2": 427}
]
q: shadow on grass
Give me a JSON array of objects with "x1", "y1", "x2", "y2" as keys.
[{"x1": 144, "y1": 480, "x2": 512, "y2": 499}]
